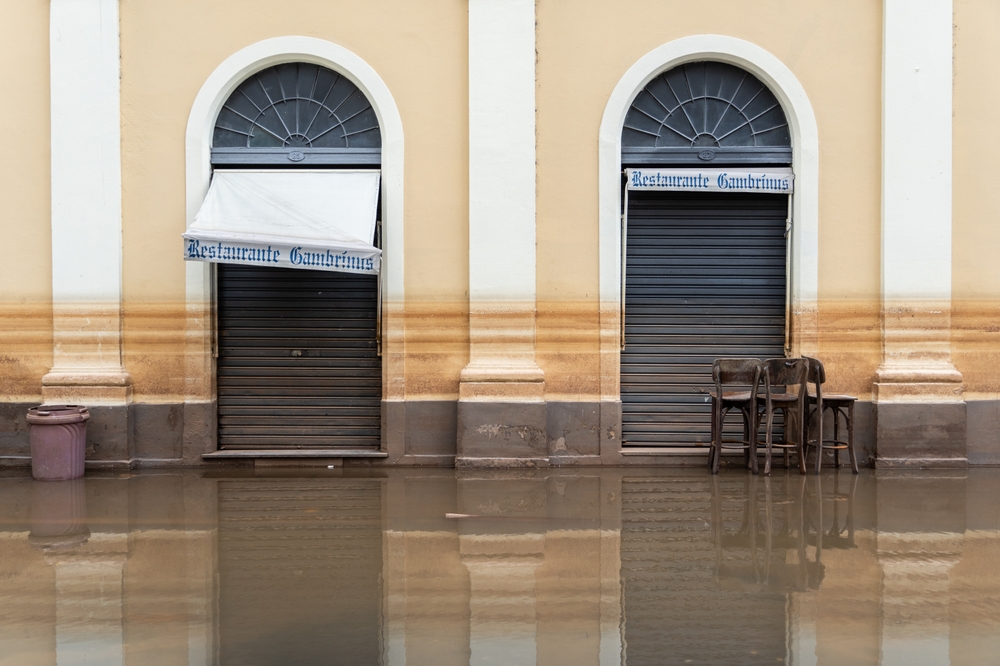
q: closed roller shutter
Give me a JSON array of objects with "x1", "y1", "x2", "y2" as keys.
[
  {"x1": 217, "y1": 264, "x2": 381, "y2": 448},
  {"x1": 621, "y1": 191, "x2": 787, "y2": 447}
]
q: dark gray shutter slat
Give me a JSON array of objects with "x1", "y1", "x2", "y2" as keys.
[
  {"x1": 217, "y1": 264, "x2": 381, "y2": 448},
  {"x1": 621, "y1": 192, "x2": 787, "y2": 447}
]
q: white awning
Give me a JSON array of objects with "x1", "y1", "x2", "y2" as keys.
[{"x1": 183, "y1": 169, "x2": 381, "y2": 274}]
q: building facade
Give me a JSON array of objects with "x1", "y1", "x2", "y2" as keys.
[{"x1": 1, "y1": 0, "x2": 998, "y2": 468}]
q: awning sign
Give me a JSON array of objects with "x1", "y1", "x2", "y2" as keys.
[
  {"x1": 626, "y1": 168, "x2": 793, "y2": 194},
  {"x1": 184, "y1": 169, "x2": 381, "y2": 275},
  {"x1": 183, "y1": 234, "x2": 379, "y2": 274}
]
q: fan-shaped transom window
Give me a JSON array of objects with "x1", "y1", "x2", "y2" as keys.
[
  {"x1": 622, "y1": 61, "x2": 791, "y2": 166},
  {"x1": 212, "y1": 62, "x2": 381, "y2": 166}
]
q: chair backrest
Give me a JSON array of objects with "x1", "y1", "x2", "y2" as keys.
[
  {"x1": 803, "y1": 356, "x2": 826, "y2": 385},
  {"x1": 763, "y1": 357, "x2": 808, "y2": 392},
  {"x1": 712, "y1": 358, "x2": 763, "y2": 393}
]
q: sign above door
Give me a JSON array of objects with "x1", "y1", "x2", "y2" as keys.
[{"x1": 626, "y1": 168, "x2": 793, "y2": 194}]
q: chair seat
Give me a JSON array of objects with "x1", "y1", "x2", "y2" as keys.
[
  {"x1": 757, "y1": 392, "x2": 799, "y2": 403},
  {"x1": 703, "y1": 389, "x2": 753, "y2": 402},
  {"x1": 823, "y1": 394, "x2": 857, "y2": 403}
]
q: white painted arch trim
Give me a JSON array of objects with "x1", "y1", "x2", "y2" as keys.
[
  {"x1": 184, "y1": 36, "x2": 405, "y2": 407},
  {"x1": 185, "y1": 36, "x2": 404, "y2": 305},
  {"x1": 599, "y1": 35, "x2": 819, "y2": 383}
]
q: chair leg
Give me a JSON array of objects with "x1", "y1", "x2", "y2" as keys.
[
  {"x1": 813, "y1": 403, "x2": 823, "y2": 476},
  {"x1": 796, "y1": 407, "x2": 807, "y2": 475},
  {"x1": 712, "y1": 401, "x2": 723, "y2": 474},
  {"x1": 741, "y1": 407, "x2": 752, "y2": 471},
  {"x1": 763, "y1": 405, "x2": 774, "y2": 476},
  {"x1": 745, "y1": 406, "x2": 759, "y2": 475},
  {"x1": 847, "y1": 403, "x2": 859, "y2": 474},
  {"x1": 708, "y1": 399, "x2": 717, "y2": 470},
  {"x1": 832, "y1": 407, "x2": 841, "y2": 467}
]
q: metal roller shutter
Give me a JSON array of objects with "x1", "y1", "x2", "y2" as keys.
[
  {"x1": 621, "y1": 191, "x2": 787, "y2": 447},
  {"x1": 217, "y1": 264, "x2": 381, "y2": 448}
]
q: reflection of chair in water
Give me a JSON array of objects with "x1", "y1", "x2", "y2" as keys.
[
  {"x1": 710, "y1": 474, "x2": 762, "y2": 588},
  {"x1": 710, "y1": 474, "x2": 814, "y2": 592},
  {"x1": 759, "y1": 475, "x2": 810, "y2": 592},
  {"x1": 709, "y1": 473, "x2": 844, "y2": 593},
  {"x1": 800, "y1": 472, "x2": 858, "y2": 589}
]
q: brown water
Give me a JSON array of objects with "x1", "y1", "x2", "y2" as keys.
[{"x1": 1, "y1": 468, "x2": 998, "y2": 666}]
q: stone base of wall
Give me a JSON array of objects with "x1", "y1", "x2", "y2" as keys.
[
  {"x1": 456, "y1": 401, "x2": 549, "y2": 468},
  {"x1": 0, "y1": 401, "x2": 215, "y2": 468},
  {"x1": 1, "y1": 398, "x2": 996, "y2": 468},
  {"x1": 875, "y1": 401, "x2": 968, "y2": 469}
]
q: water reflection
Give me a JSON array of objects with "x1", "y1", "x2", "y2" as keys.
[{"x1": 0, "y1": 469, "x2": 998, "y2": 665}]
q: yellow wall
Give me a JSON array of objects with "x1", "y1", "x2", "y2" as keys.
[
  {"x1": 0, "y1": 0, "x2": 51, "y2": 401},
  {"x1": 5, "y1": 0, "x2": 1000, "y2": 405},
  {"x1": 953, "y1": 0, "x2": 1000, "y2": 399},
  {"x1": 118, "y1": 0, "x2": 470, "y2": 400},
  {"x1": 536, "y1": 0, "x2": 883, "y2": 398}
]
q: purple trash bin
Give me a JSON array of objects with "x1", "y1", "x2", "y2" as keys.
[{"x1": 27, "y1": 405, "x2": 90, "y2": 481}]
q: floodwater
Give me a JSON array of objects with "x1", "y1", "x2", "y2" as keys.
[{"x1": 1, "y1": 468, "x2": 998, "y2": 666}]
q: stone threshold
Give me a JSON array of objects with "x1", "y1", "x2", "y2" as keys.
[
  {"x1": 203, "y1": 449, "x2": 388, "y2": 468},
  {"x1": 621, "y1": 447, "x2": 711, "y2": 455}
]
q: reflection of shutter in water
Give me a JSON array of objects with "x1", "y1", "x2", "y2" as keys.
[
  {"x1": 218, "y1": 479, "x2": 383, "y2": 665},
  {"x1": 217, "y1": 264, "x2": 381, "y2": 448},
  {"x1": 620, "y1": 477, "x2": 787, "y2": 665},
  {"x1": 621, "y1": 192, "x2": 788, "y2": 446}
]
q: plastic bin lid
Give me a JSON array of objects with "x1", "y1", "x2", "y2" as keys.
[{"x1": 26, "y1": 405, "x2": 90, "y2": 425}]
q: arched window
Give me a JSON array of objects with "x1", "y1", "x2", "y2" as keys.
[
  {"x1": 212, "y1": 62, "x2": 381, "y2": 165},
  {"x1": 622, "y1": 61, "x2": 790, "y2": 165}
]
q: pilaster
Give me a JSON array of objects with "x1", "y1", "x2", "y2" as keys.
[
  {"x1": 42, "y1": 0, "x2": 131, "y2": 411},
  {"x1": 876, "y1": 0, "x2": 965, "y2": 466},
  {"x1": 458, "y1": 0, "x2": 545, "y2": 466}
]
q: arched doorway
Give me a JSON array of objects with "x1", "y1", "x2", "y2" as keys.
[
  {"x1": 208, "y1": 62, "x2": 383, "y2": 449},
  {"x1": 619, "y1": 61, "x2": 792, "y2": 448}
]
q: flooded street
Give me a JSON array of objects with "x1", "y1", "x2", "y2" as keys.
[{"x1": 1, "y1": 468, "x2": 998, "y2": 665}]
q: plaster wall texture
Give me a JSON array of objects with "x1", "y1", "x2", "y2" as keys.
[
  {"x1": 5, "y1": 0, "x2": 1000, "y2": 462},
  {"x1": 953, "y1": 0, "x2": 1000, "y2": 402},
  {"x1": 0, "y1": 0, "x2": 52, "y2": 402},
  {"x1": 535, "y1": 0, "x2": 883, "y2": 400},
  {"x1": 117, "y1": 0, "x2": 469, "y2": 402}
]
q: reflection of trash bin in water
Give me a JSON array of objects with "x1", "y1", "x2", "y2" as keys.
[
  {"x1": 28, "y1": 478, "x2": 90, "y2": 552},
  {"x1": 27, "y1": 405, "x2": 90, "y2": 481}
]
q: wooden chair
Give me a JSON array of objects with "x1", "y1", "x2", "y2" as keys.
[
  {"x1": 757, "y1": 358, "x2": 809, "y2": 475},
  {"x1": 705, "y1": 358, "x2": 765, "y2": 474},
  {"x1": 803, "y1": 357, "x2": 859, "y2": 474}
]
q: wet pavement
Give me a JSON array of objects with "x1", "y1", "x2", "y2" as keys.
[{"x1": 1, "y1": 467, "x2": 998, "y2": 666}]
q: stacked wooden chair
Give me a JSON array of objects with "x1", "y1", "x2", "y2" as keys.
[
  {"x1": 757, "y1": 358, "x2": 809, "y2": 475},
  {"x1": 706, "y1": 356, "x2": 858, "y2": 475},
  {"x1": 704, "y1": 358, "x2": 764, "y2": 475},
  {"x1": 803, "y1": 356, "x2": 859, "y2": 474}
]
